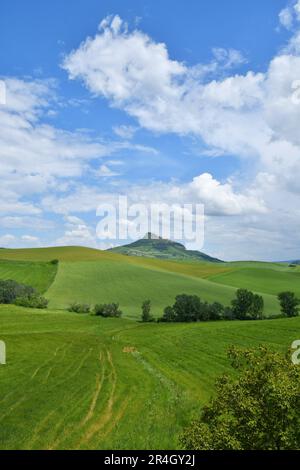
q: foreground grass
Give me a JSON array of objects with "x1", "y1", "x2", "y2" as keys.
[{"x1": 0, "y1": 305, "x2": 299, "y2": 450}]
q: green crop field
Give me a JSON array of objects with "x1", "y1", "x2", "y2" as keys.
[
  {"x1": 0, "y1": 246, "x2": 299, "y2": 450},
  {"x1": 0, "y1": 305, "x2": 299, "y2": 450},
  {"x1": 209, "y1": 265, "x2": 300, "y2": 297},
  {"x1": 0, "y1": 259, "x2": 58, "y2": 293},
  {"x1": 0, "y1": 247, "x2": 285, "y2": 317},
  {"x1": 46, "y1": 259, "x2": 279, "y2": 317}
]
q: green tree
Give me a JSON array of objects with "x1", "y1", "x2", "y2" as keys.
[
  {"x1": 161, "y1": 306, "x2": 176, "y2": 322},
  {"x1": 173, "y1": 294, "x2": 202, "y2": 322},
  {"x1": 141, "y1": 300, "x2": 153, "y2": 322},
  {"x1": 180, "y1": 346, "x2": 300, "y2": 450},
  {"x1": 249, "y1": 294, "x2": 264, "y2": 320},
  {"x1": 207, "y1": 302, "x2": 224, "y2": 321},
  {"x1": 278, "y1": 292, "x2": 299, "y2": 318},
  {"x1": 231, "y1": 289, "x2": 264, "y2": 320},
  {"x1": 231, "y1": 289, "x2": 254, "y2": 320}
]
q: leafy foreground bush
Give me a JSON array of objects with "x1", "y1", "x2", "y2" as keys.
[
  {"x1": 94, "y1": 303, "x2": 123, "y2": 318},
  {"x1": 0, "y1": 280, "x2": 36, "y2": 305},
  {"x1": 180, "y1": 346, "x2": 300, "y2": 450},
  {"x1": 68, "y1": 303, "x2": 90, "y2": 314},
  {"x1": 15, "y1": 294, "x2": 48, "y2": 309}
]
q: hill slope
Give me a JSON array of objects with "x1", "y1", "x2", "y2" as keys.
[
  {"x1": 0, "y1": 259, "x2": 58, "y2": 293},
  {"x1": 109, "y1": 234, "x2": 223, "y2": 262},
  {"x1": 0, "y1": 246, "x2": 282, "y2": 317},
  {"x1": 46, "y1": 258, "x2": 279, "y2": 317}
]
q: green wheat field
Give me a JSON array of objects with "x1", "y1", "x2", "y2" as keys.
[{"x1": 0, "y1": 246, "x2": 299, "y2": 449}]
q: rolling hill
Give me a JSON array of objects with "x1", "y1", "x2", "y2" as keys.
[
  {"x1": 0, "y1": 245, "x2": 293, "y2": 317},
  {"x1": 109, "y1": 233, "x2": 223, "y2": 262}
]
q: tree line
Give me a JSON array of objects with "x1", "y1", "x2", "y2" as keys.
[
  {"x1": 1, "y1": 278, "x2": 298, "y2": 321},
  {"x1": 141, "y1": 289, "x2": 300, "y2": 323}
]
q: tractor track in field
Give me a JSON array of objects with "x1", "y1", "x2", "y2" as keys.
[
  {"x1": 79, "y1": 348, "x2": 118, "y2": 446},
  {"x1": 82, "y1": 351, "x2": 105, "y2": 425},
  {"x1": 0, "y1": 396, "x2": 27, "y2": 423}
]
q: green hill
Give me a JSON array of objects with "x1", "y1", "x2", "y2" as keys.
[
  {"x1": 46, "y1": 259, "x2": 279, "y2": 317},
  {"x1": 0, "y1": 246, "x2": 285, "y2": 317},
  {"x1": 209, "y1": 265, "x2": 300, "y2": 298},
  {"x1": 109, "y1": 233, "x2": 223, "y2": 262}
]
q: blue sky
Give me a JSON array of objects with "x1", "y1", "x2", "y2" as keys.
[{"x1": 0, "y1": 0, "x2": 300, "y2": 260}]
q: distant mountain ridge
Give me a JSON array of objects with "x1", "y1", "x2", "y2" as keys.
[
  {"x1": 282, "y1": 260, "x2": 300, "y2": 265},
  {"x1": 108, "y1": 233, "x2": 223, "y2": 263}
]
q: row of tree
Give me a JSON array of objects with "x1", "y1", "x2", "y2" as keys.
[{"x1": 141, "y1": 289, "x2": 300, "y2": 323}]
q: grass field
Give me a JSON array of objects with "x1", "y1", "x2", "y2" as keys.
[
  {"x1": 46, "y1": 260, "x2": 279, "y2": 317},
  {"x1": 0, "y1": 247, "x2": 299, "y2": 449},
  {"x1": 0, "y1": 247, "x2": 285, "y2": 317},
  {"x1": 0, "y1": 305, "x2": 299, "y2": 449},
  {"x1": 0, "y1": 259, "x2": 58, "y2": 293}
]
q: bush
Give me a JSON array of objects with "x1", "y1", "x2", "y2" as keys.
[
  {"x1": 68, "y1": 303, "x2": 90, "y2": 314},
  {"x1": 180, "y1": 346, "x2": 300, "y2": 450},
  {"x1": 94, "y1": 303, "x2": 123, "y2": 318},
  {"x1": 0, "y1": 280, "x2": 36, "y2": 305},
  {"x1": 15, "y1": 294, "x2": 48, "y2": 309},
  {"x1": 50, "y1": 259, "x2": 59, "y2": 265}
]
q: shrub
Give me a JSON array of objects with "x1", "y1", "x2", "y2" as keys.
[
  {"x1": 94, "y1": 303, "x2": 123, "y2": 318},
  {"x1": 180, "y1": 346, "x2": 300, "y2": 450},
  {"x1": 0, "y1": 280, "x2": 36, "y2": 305},
  {"x1": 50, "y1": 259, "x2": 59, "y2": 265},
  {"x1": 68, "y1": 303, "x2": 90, "y2": 314},
  {"x1": 15, "y1": 294, "x2": 48, "y2": 309},
  {"x1": 172, "y1": 294, "x2": 203, "y2": 322}
]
